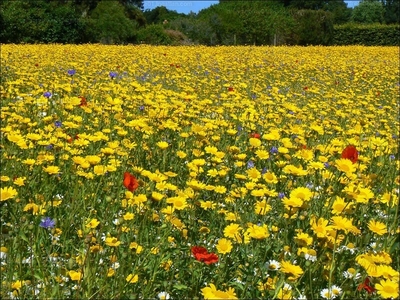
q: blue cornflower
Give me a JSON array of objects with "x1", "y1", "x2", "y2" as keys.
[
  {"x1": 247, "y1": 160, "x2": 255, "y2": 169},
  {"x1": 43, "y1": 91, "x2": 52, "y2": 98},
  {"x1": 389, "y1": 154, "x2": 396, "y2": 160},
  {"x1": 270, "y1": 146, "x2": 278, "y2": 154},
  {"x1": 278, "y1": 192, "x2": 285, "y2": 199},
  {"x1": 54, "y1": 121, "x2": 62, "y2": 128},
  {"x1": 109, "y1": 71, "x2": 118, "y2": 79},
  {"x1": 67, "y1": 69, "x2": 76, "y2": 76},
  {"x1": 324, "y1": 162, "x2": 330, "y2": 168},
  {"x1": 40, "y1": 217, "x2": 55, "y2": 229}
]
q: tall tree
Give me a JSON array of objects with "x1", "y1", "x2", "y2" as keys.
[
  {"x1": 351, "y1": 0, "x2": 385, "y2": 23},
  {"x1": 380, "y1": 0, "x2": 400, "y2": 23}
]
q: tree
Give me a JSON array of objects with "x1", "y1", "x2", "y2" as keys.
[
  {"x1": 86, "y1": 1, "x2": 138, "y2": 44},
  {"x1": 351, "y1": 0, "x2": 385, "y2": 24},
  {"x1": 380, "y1": 0, "x2": 400, "y2": 24}
]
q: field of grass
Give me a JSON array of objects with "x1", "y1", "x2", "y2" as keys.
[{"x1": 0, "y1": 45, "x2": 399, "y2": 299}]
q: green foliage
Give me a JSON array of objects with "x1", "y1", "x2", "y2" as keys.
[
  {"x1": 136, "y1": 24, "x2": 172, "y2": 45},
  {"x1": 351, "y1": 0, "x2": 385, "y2": 24},
  {"x1": 333, "y1": 23, "x2": 400, "y2": 45},
  {"x1": 291, "y1": 9, "x2": 335, "y2": 45},
  {"x1": 381, "y1": 0, "x2": 400, "y2": 24},
  {"x1": 1, "y1": 0, "x2": 84, "y2": 43},
  {"x1": 193, "y1": 2, "x2": 295, "y2": 45},
  {"x1": 143, "y1": 6, "x2": 186, "y2": 25},
  {"x1": 86, "y1": 1, "x2": 138, "y2": 44}
]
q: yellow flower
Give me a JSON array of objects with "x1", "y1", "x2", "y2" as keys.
[
  {"x1": 126, "y1": 274, "x2": 139, "y2": 283},
  {"x1": 129, "y1": 242, "x2": 143, "y2": 254},
  {"x1": 254, "y1": 199, "x2": 272, "y2": 215},
  {"x1": 86, "y1": 218, "x2": 100, "y2": 229},
  {"x1": 201, "y1": 283, "x2": 237, "y2": 300},
  {"x1": 249, "y1": 137, "x2": 262, "y2": 147},
  {"x1": 11, "y1": 280, "x2": 24, "y2": 291},
  {"x1": 156, "y1": 141, "x2": 169, "y2": 149},
  {"x1": 375, "y1": 279, "x2": 399, "y2": 299},
  {"x1": 0, "y1": 186, "x2": 18, "y2": 201},
  {"x1": 123, "y1": 212, "x2": 135, "y2": 220},
  {"x1": 280, "y1": 260, "x2": 304, "y2": 280},
  {"x1": 93, "y1": 165, "x2": 107, "y2": 175},
  {"x1": 13, "y1": 177, "x2": 26, "y2": 186},
  {"x1": 166, "y1": 196, "x2": 188, "y2": 210},
  {"x1": 368, "y1": 220, "x2": 388, "y2": 235},
  {"x1": 216, "y1": 238, "x2": 233, "y2": 254},
  {"x1": 246, "y1": 224, "x2": 269, "y2": 239},
  {"x1": 224, "y1": 223, "x2": 242, "y2": 239},
  {"x1": 335, "y1": 158, "x2": 355, "y2": 174},
  {"x1": 294, "y1": 232, "x2": 313, "y2": 246},
  {"x1": 151, "y1": 191, "x2": 164, "y2": 201},
  {"x1": 68, "y1": 270, "x2": 82, "y2": 281},
  {"x1": 43, "y1": 165, "x2": 60, "y2": 175},
  {"x1": 290, "y1": 187, "x2": 313, "y2": 202},
  {"x1": 1, "y1": 176, "x2": 10, "y2": 182},
  {"x1": 105, "y1": 237, "x2": 121, "y2": 247}
]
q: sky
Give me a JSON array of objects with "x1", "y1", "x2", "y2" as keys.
[{"x1": 143, "y1": 1, "x2": 360, "y2": 14}]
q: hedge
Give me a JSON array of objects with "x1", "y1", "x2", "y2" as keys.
[{"x1": 333, "y1": 23, "x2": 400, "y2": 46}]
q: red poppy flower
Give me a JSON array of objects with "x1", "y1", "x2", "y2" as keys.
[
  {"x1": 357, "y1": 277, "x2": 375, "y2": 294},
  {"x1": 191, "y1": 246, "x2": 218, "y2": 265},
  {"x1": 123, "y1": 172, "x2": 139, "y2": 192},
  {"x1": 250, "y1": 132, "x2": 261, "y2": 139},
  {"x1": 228, "y1": 87, "x2": 234, "y2": 92},
  {"x1": 78, "y1": 96, "x2": 87, "y2": 107},
  {"x1": 341, "y1": 145, "x2": 358, "y2": 164}
]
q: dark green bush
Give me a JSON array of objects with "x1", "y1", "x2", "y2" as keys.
[
  {"x1": 136, "y1": 24, "x2": 172, "y2": 45},
  {"x1": 333, "y1": 23, "x2": 400, "y2": 46}
]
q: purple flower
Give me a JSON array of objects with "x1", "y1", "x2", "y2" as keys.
[
  {"x1": 54, "y1": 121, "x2": 62, "y2": 128},
  {"x1": 67, "y1": 69, "x2": 76, "y2": 76},
  {"x1": 139, "y1": 105, "x2": 145, "y2": 111},
  {"x1": 247, "y1": 160, "x2": 254, "y2": 169},
  {"x1": 40, "y1": 217, "x2": 55, "y2": 229},
  {"x1": 324, "y1": 162, "x2": 330, "y2": 168},
  {"x1": 278, "y1": 192, "x2": 285, "y2": 199},
  {"x1": 43, "y1": 92, "x2": 52, "y2": 98},
  {"x1": 270, "y1": 146, "x2": 278, "y2": 154},
  {"x1": 389, "y1": 155, "x2": 396, "y2": 160},
  {"x1": 109, "y1": 71, "x2": 118, "y2": 79}
]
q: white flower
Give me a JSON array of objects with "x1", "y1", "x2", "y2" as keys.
[
  {"x1": 157, "y1": 291, "x2": 171, "y2": 300},
  {"x1": 266, "y1": 259, "x2": 281, "y2": 271}
]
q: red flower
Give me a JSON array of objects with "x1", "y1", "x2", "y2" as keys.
[
  {"x1": 123, "y1": 172, "x2": 139, "y2": 192},
  {"x1": 191, "y1": 246, "x2": 218, "y2": 265},
  {"x1": 250, "y1": 132, "x2": 261, "y2": 139},
  {"x1": 228, "y1": 87, "x2": 234, "y2": 92},
  {"x1": 78, "y1": 96, "x2": 87, "y2": 107},
  {"x1": 357, "y1": 277, "x2": 375, "y2": 294},
  {"x1": 341, "y1": 145, "x2": 358, "y2": 164}
]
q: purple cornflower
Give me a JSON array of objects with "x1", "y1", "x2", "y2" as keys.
[
  {"x1": 247, "y1": 160, "x2": 255, "y2": 169},
  {"x1": 54, "y1": 121, "x2": 62, "y2": 128},
  {"x1": 43, "y1": 92, "x2": 52, "y2": 98},
  {"x1": 67, "y1": 69, "x2": 76, "y2": 76},
  {"x1": 324, "y1": 162, "x2": 330, "y2": 168},
  {"x1": 109, "y1": 71, "x2": 118, "y2": 79},
  {"x1": 270, "y1": 146, "x2": 278, "y2": 154},
  {"x1": 139, "y1": 105, "x2": 145, "y2": 111},
  {"x1": 389, "y1": 154, "x2": 396, "y2": 160},
  {"x1": 278, "y1": 192, "x2": 286, "y2": 199},
  {"x1": 40, "y1": 217, "x2": 55, "y2": 229}
]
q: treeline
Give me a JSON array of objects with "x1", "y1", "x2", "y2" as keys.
[{"x1": 0, "y1": 0, "x2": 399, "y2": 45}]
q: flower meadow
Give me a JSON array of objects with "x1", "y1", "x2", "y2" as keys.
[{"x1": 0, "y1": 45, "x2": 399, "y2": 299}]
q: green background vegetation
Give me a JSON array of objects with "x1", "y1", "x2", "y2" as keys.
[{"x1": 0, "y1": 0, "x2": 399, "y2": 45}]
